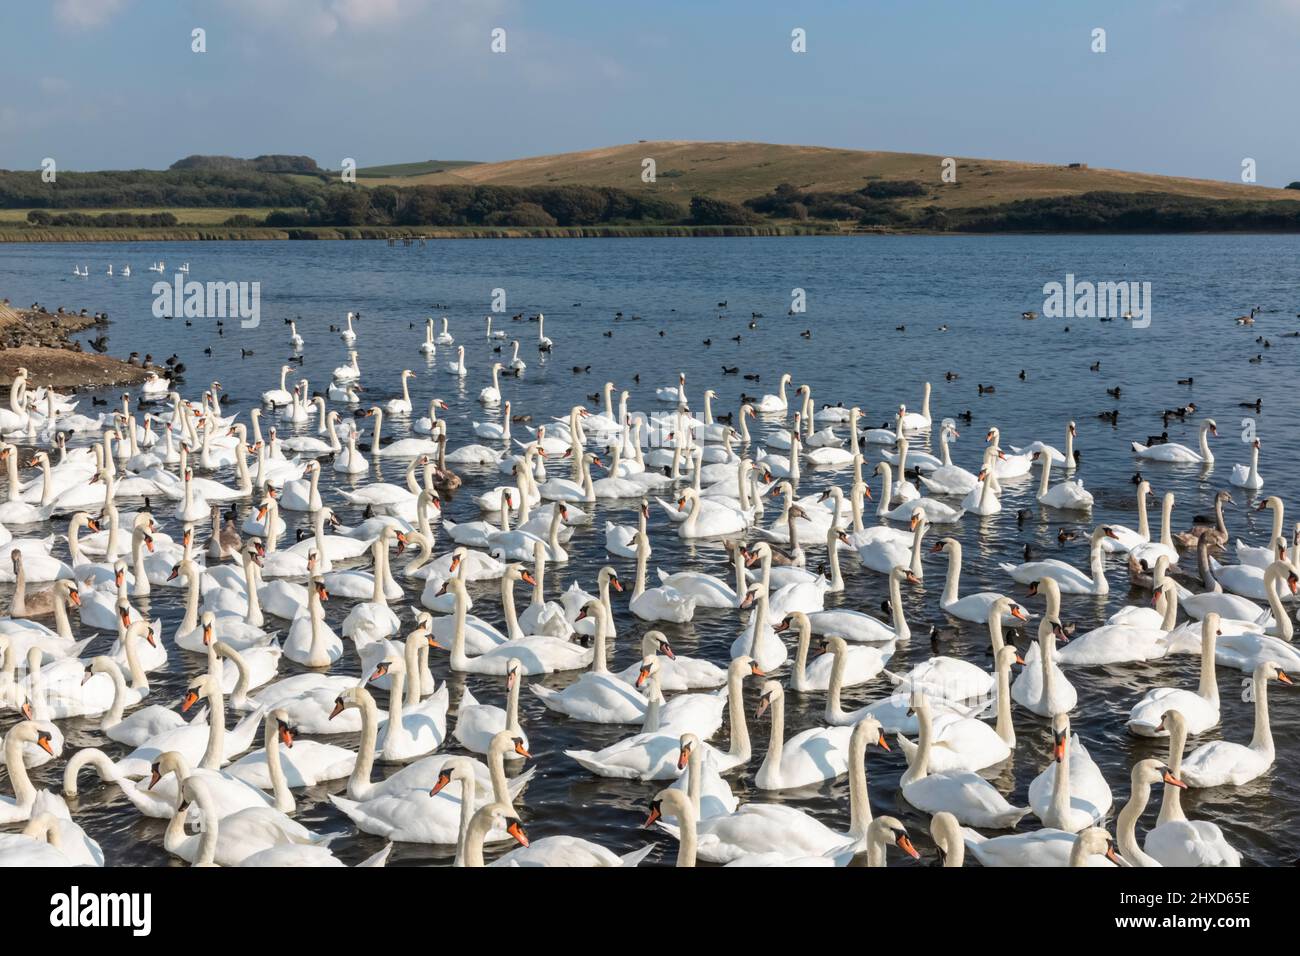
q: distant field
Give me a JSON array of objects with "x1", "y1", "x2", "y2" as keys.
[
  {"x1": 0, "y1": 207, "x2": 280, "y2": 224},
  {"x1": 359, "y1": 140, "x2": 1299, "y2": 210},
  {"x1": 356, "y1": 159, "x2": 481, "y2": 179}
]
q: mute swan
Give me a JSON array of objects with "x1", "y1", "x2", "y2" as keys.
[
  {"x1": 565, "y1": 656, "x2": 758, "y2": 779},
  {"x1": 1132, "y1": 418, "x2": 1216, "y2": 463},
  {"x1": 934, "y1": 537, "x2": 1027, "y2": 622},
  {"x1": 1143, "y1": 709, "x2": 1242, "y2": 866},
  {"x1": 1000, "y1": 525, "x2": 1117, "y2": 595},
  {"x1": 1034, "y1": 452, "x2": 1093, "y2": 510},
  {"x1": 435, "y1": 316, "x2": 454, "y2": 346},
  {"x1": 963, "y1": 825, "x2": 1123, "y2": 867},
  {"x1": 629, "y1": 528, "x2": 697, "y2": 621},
  {"x1": 729, "y1": 582, "x2": 787, "y2": 672},
  {"x1": 1229, "y1": 437, "x2": 1264, "y2": 490},
  {"x1": 753, "y1": 372, "x2": 792, "y2": 414},
  {"x1": 283, "y1": 582, "x2": 342, "y2": 668},
  {"x1": 895, "y1": 644, "x2": 1019, "y2": 773},
  {"x1": 898, "y1": 382, "x2": 932, "y2": 430},
  {"x1": 1027, "y1": 713, "x2": 1112, "y2": 831},
  {"x1": 1060, "y1": 579, "x2": 1177, "y2": 666},
  {"x1": 1179, "y1": 659, "x2": 1289, "y2": 787},
  {"x1": 367, "y1": 653, "x2": 449, "y2": 762},
  {"x1": 754, "y1": 681, "x2": 855, "y2": 790},
  {"x1": 226, "y1": 708, "x2": 356, "y2": 790},
  {"x1": 471, "y1": 800, "x2": 653, "y2": 867},
  {"x1": 440, "y1": 575, "x2": 591, "y2": 675},
  {"x1": 1010, "y1": 611, "x2": 1078, "y2": 718},
  {"x1": 1127, "y1": 613, "x2": 1222, "y2": 737},
  {"x1": 479, "y1": 362, "x2": 503, "y2": 405},
  {"x1": 811, "y1": 565, "x2": 915, "y2": 643},
  {"x1": 613, "y1": 631, "x2": 726, "y2": 690},
  {"x1": 1116, "y1": 758, "x2": 1191, "y2": 867},
  {"x1": 784, "y1": 619, "x2": 891, "y2": 691},
  {"x1": 654, "y1": 717, "x2": 889, "y2": 863},
  {"x1": 383, "y1": 369, "x2": 416, "y2": 415},
  {"x1": 900, "y1": 694, "x2": 1029, "y2": 828},
  {"x1": 454, "y1": 660, "x2": 530, "y2": 756},
  {"x1": 340, "y1": 311, "x2": 357, "y2": 345},
  {"x1": 262, "y1": 366, "x2": 297, "y2": 408},
  {"x1": 530, "y1": 600, "x2": 652, "y2": 724},
  {"x1": 419, "y1": 318, "x2": 436, "y2": 355},
  {"x1": 0, "y1": 722, "x2": 54, "y2": 824},
  {"x1": 444, "y1": 345, "x2": 467, "y2": 376}
]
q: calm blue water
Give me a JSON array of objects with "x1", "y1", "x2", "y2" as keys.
[{"x1": 2, "y1": 236, "x2": 1298, "y2": 866}]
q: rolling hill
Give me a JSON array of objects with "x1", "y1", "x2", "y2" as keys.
[{"x1": 356, "y1": 140, "x2": 1298, "y2": 211}]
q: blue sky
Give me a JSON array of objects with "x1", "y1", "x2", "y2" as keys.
[{"x1": 2, "y1": 0, "x2": 1297, "y2": 185}]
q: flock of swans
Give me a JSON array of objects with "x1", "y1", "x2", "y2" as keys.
[{"x1": 0, "y1": 301, "x2": 1295, "y2": 869}]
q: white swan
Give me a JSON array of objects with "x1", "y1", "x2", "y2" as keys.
[
  {"x1": 1179, "y1": 658, "x2": 1288, "y2": 787},
  {"x1": 1027, "y1": 713, "x2": 1113, "y2": 831},
  {"x1": 1132, "y1": 418, "x2": 1216, "y2": 463},
  {"x1": 1128, "y1": 613, "x2": 1223, "y2": 737},
  {"x1": 900, "y1": 694, "x2": 1029, "y2": 828}
]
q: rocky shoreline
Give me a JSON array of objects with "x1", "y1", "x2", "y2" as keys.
[{"x1": 0, "y1": 300, "x2": 148, "y2": 388}]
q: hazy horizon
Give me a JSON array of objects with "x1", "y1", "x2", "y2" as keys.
[{"x1": 2, "y1": 0, "x2": 1297, "y2": 186}]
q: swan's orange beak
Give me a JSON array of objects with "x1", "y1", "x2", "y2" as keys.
[
  {"x1": 202, "y1": 621, "x2": 213, "y2": 646},
  {"x1": 506, "y1": 821, "x2": 529, "y2": 847},
  {"x1": 642, "y1": 803, "x2": 663, "y2": 829},
  {"x1": 278, "y1": 721, "x2": 294, "y2": 749},
  {"x1": 659, "y1": 641, "x2": 676, "y2": 660},
  {"x1": 148, "y1": 766, "x2": 163, "y2": 790},
  {"x1": 506, "y1": 669, "x2": 516, "y2": 691},
  {"x1": 676, "y1": 738, "x2": 696, "y2": 770},
  {"x1": 749, "y1": 663, "x2": 765, "y2": 677},
  {"x1": 430, "y1": 770, "x2": 453, "y2": 797},
  {"x1": 756, "y1": 694, "x2": 772, "y2": 719},
  {"x1": 21, "y1": 702, "x2": 34, "y2": 721},
  {"x1": 635, "y1": 665, "x2": 652, "y2": 688},
  {"x1": 1105, "y1": 845, "x2": 1124, "y2": 866},
  {"x1": 676, "y1": 497, "x2": 686, "y2": 512},
  {"x1": 1053, "y1": 730, "x2": 1067, "y2": 763},
  {"x1": 521, "y1": 570, "x2": 537, "y2": 586},
  {"x1": 611, "y1": 576, "x2": 623, "y2": 593},
  {"x1": 87, "y1": 517, "x2": 101, "y2": 533},
  {"x1": 1278, "y1": 669, "x2": 1293, "y2": 685},
  {"x1": 181, "y1": 689, "x2": 200, "y2": 713},
  {"x1": 905, "y1": 571, "x2": 921, "y2": 586},
  {"x1": 449, "y1": 555, "x2": 461, "y2": 573},
  {"x1": 1010, "y1": 604, "x2": 1027, "y2": 621},
  {"x1": 1162, "y1": 769, "x2": 1188, "y2": 789},
  {"x1": 909, "y1": 514, "x2": 920, "y2": 531},
  {"x1": 68, "y1": 588, "x2": 81, "y2": 607},
  {"x1": 328, "y1": 698, "x2": 346, "y2": 720},
  {"x1": 513, "y1": 737, "x2": 531, "y2": 758},
  {"x1": 144, "y1": 534, "x2": 155, "y2": 553},
  {"x1": 875, "y1": 731, "x2": 891, "y2": 751},
  {"x1": 145, "y1": 627, "x2": 157, "y2": 648},
  {"x1": 368, "y1": 663, "x2": 390, "y2": 683},
  {"x1": 896, "y1": 834, "x2": 920, "y2": 859},
  {"x1": 36, "y1": 732, "x2": 54, "y2": 756}
]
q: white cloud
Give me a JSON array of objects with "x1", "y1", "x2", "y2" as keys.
[{"x1": 53, "y1": 0, "x2": 128, "y2": 29}]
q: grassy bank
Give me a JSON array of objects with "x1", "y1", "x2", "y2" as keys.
[{"x1": 0, "y1": 222, "x2": 845, "y2": 242}]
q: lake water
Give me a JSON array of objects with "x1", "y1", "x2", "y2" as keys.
[{"x1": 2, "y1": 235, "x2": 1298, "y2": 866}]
